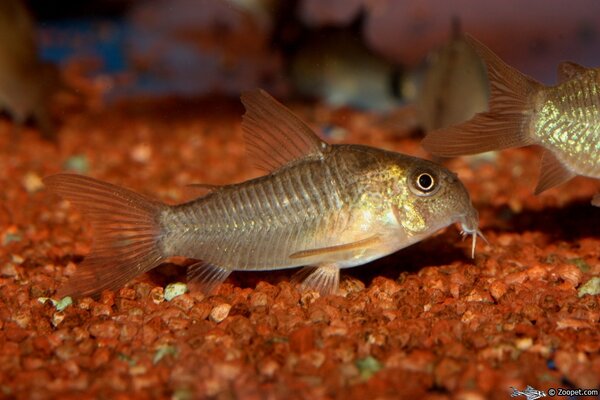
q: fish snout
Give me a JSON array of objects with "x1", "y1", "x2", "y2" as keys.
[{"x1": 459, "y1": 207, "x2": 479, "y2": 235}]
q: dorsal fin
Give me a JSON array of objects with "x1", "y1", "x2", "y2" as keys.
[
  {"x1": 240, "y1": 89, "x2": 328, "y2": 172},
  {"x1": 557, "y1": 61, "x2": 588, "y2": 83},
  {"x1": 450, "y1": 16, "x2": 462, "y2": 40}
]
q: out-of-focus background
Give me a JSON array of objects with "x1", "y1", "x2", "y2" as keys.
[
  {"x1": 0, "y1": 0, "x2": 594, "y2": 142},
  {"x1": 25, "y1": 0, "x2": 600, "y2": 99},
  {"x1": 0, "y1": 0, "x2": 594, "y2": 140}
]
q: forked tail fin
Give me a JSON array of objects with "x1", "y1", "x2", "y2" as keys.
[
  {"x1": 422, "y1": 34, "x2": 543, "y2": 156},
  {"x1": 44, "y1": 174, "x2": 167, "y2": 298}
]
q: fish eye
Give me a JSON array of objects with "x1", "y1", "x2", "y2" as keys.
[
  {"x1": 418, "y1": 173, "x2": 434, "y2": 191},
  {"x1": 410, "y1": 170, "x2": 439, "y2": 196}
]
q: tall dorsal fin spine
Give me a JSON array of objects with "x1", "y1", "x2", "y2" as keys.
[{"x1": 241, "y1": 89, "x2": 328, "y2": 172}]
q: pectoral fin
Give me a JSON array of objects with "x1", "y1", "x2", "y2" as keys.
[
  {"x1": 288, "y1": 235, "x2": 381, "y2": 260},
  {"x1": 535, "y1": 150, "x2": 575, "y2": 194}
]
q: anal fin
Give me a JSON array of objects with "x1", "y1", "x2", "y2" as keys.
[
  {"x1": 535, "y1": 150, "x2": 575, "y2": 194},
  {"x1": 292, "y1": 264, "x2": 340, "y2": 296},
  {"x1": 288, "y1": 235, "x2": 381, "y2": 260},
  {"x1": 187, "y1": 261, "x2": 232, "y2": 295}
]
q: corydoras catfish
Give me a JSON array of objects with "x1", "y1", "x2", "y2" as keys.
[
  {"x1": 416, "y1": 21, "x2": 488, "y2": 132},
  {"x1": 45, "y1": 90, "x2": 481, "y2": 298},
  {"x1": 422, "y1": 35, "x2": 600, "y2": 204}
]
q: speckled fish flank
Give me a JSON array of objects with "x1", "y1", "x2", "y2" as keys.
[
  {"x1": 44, "y1": 90, "x2": 480, "y2": 298},
  {"x1": 422, "y1": 35, "x2": 600, "y2": 205}
]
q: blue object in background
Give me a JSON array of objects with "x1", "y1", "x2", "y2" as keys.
[
  {"x1": 34, "y1": 0, "x2": 600, "y2": 102},
  {"x1": 39, "y1": 19, "x2": 128, "y2": 73},
  {"x1": 38, "y1": 17, "x2": 226, "y2": 99}
]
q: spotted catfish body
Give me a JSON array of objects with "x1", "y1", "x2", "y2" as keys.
[
  {"x1": 422, "y1": 35, "x2": 600, "y2": 204},
  {"x1": 45, "y1": 90, "x2": 480, "y2": 298}
]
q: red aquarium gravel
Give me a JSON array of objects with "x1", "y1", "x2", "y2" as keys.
[{"x1": 0, "y1": 97, "x2": 599, "y2": 399}]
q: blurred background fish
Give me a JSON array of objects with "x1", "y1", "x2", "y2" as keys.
[
  {"x1": 422, "y1": 35, "x2": 600, "y2": 204},
  {"x1": 0, "y1": 0, "x2": 62, "y2": 138},
  {"x1": 10, "y1": 0, "x2": 600, "y2": 132},
  {"x1": 272, "y1": 2, "x2": 411, "y2": 111},
  {"x1": 415, "y1": 18, "x2": 489, "y2": 133},
  {"x1": 286, "y1": 28, "x2": 408, "y2": 112}
]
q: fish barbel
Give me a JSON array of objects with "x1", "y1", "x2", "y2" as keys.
[
  {"x1": 45, "y1": 90, "x2": 481, "y2": 298},
  {"x1": 422, "y1": 35, "x2": 600, "y2": 205}
]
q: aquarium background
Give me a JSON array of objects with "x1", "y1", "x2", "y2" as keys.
[{"x1": 29, "y1": 0, "x2": 600, "y2": 101}]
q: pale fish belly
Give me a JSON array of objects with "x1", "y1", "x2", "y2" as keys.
[
  {"x1": 159, "y1": 157, "x2": 392, "y2": 271},
  {"x1": 535, "y1": 77, "x2": 600, "y2": 177}
]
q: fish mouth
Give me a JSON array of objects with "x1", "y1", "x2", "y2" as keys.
[{"x1": 458, "y1": 209, "x2": 487, "y2": 258}]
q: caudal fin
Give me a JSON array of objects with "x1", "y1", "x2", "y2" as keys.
[
  {"x1": 422, "y1": 35, "x2": 542, "y2": 156},
  {"x1": 44, "y1": 174, "x2": 167, "y2": 298}
]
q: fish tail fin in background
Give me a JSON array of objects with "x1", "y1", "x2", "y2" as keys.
[
  {"x1": 422, "y1": 34, "x2": 543, "y2": 156},
  {"x1": 44, "y1": 174, "x2": 168, "y2": 298}
]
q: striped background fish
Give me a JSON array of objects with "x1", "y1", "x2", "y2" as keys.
[{"x1": 423, "y1": 35, "x2": 600, "y2": 205}]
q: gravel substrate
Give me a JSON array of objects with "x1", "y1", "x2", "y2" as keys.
[{"x1": 0, "y1": 97, "x2": 598, "y2": 399}]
